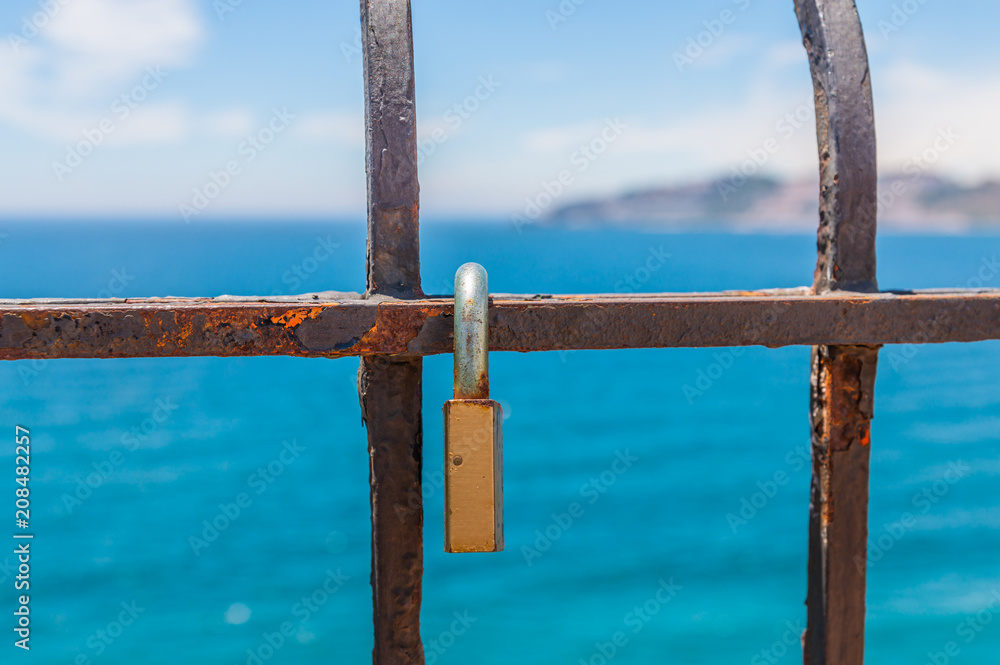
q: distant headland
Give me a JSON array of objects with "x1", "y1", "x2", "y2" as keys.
[{"x1": 545, "y1": 174, "x2": 1000, "y2": 232}]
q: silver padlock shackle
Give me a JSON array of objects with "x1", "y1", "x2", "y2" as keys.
[{"x1": 454, "y1": 263, "x2": 489, "y2": 400}]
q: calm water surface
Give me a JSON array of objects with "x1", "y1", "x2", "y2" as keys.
[{"x1": 1, "y1": 221, "x2": 998, "y2": 664}]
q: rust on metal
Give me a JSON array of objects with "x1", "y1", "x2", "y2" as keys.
[
  {"x1": 806, "y1": 345, "x2": 878, "y2": 665},
  {"x1": 358, "y1": 355, "x2": 424, "y2": 665},
  {"x1": 358, "y1": 0, "x2": 425, "y2": 663},
  {"x1": 2, "y1": 0, "x2": 992, "y2": 660},
  {"x1": 269, "y1": 307, "x2": 324, "y2": 328},
  {"x1": 362, "y1": 0, "x2": 421, "y2": 300},
  {"x1": 815, "y1": 346, "x2": 877, "y2": 454},
  {"x1": 1, "y1": 290, "x2": 998, "y2": 361},
  {"x1": 796, "y1": 0, "x2": 879, "y2": 663},
  {"x1": 796, "y1": 0, "x2": 877, "y2": 294}
]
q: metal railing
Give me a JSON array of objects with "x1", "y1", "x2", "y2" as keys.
[{"x1": 2, "y1": 1, "x2": 998, "y2": 663}]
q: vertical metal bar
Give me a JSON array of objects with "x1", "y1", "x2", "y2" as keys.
[
  {"x1": 795, "y1": 1, "x2": 879, "y2": 663},
  {"x1": 360, "y1": 0, "x2": 422, "y2": 299},
  {"x1": 358, "y1": 1, "x2": 424, "y2": 664},
  {"x1": 805, "y1": 343, "x2": 878, "y2": 664},
  {"x1": 359, "y1": 355, "x2": 424, "y2": 665}
]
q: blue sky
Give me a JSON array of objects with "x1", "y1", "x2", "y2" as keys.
[{"x1": 0, "y1": 0, "x2": 996, "y2": 219}]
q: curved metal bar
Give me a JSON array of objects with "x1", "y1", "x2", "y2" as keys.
[
  {"x1": 795, "y1": 3, "x2": 879, "y2": 665},
  {"x1": 795, "y1": 0, "x2": 878, "y2": 293},
  {"x1": 453, "y1": 263, "x2": 489, "y2": 399}
]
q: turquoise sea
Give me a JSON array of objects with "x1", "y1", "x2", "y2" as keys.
[{"x1": 2, "y1": 221, "x2": 1000, "y2": 664}]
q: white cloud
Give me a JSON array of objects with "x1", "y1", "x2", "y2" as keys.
[
  {"x1": 492, "y1": 49, "x2": 1000, "y2": 215},
  {"x1": 522, "y1": 121, "x2": 600, "y2": 153},
  {"x1": 109, "y1": 103, "x2": 190, "y2": 145},
  {"x1": 291, "y1": 111, "x2": 364, "y2": 145},
  {"x1": 875, "y1": 59, "x2": 1000, "y2": 181},
  {"x1": 0, "y1": 0, "x2": 203, "y2": 143},
  {"x1": 47, "y1": 0, "x2": 200, "y2": 63},
  {"x1": 501, "y1": 40, "x2": 819, "y2": 199},
  {"x1": 683, "y1": 33, "x2": 760, "y2": 71},
  {"x1": 515, "y1": 92, "x2": 818, "y2": 186},
  {"x1": 201, "y1": 108, "x2": 256, "y2": 137},
  {"x1": 763, "y1": 40, "x2": 807, "y2": 68}
]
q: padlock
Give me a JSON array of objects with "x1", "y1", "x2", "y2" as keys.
[{"x1": 444, "y1": 263, "x2": 503, "y2": 553}]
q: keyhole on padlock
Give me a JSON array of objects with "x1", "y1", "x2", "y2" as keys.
[{"x1": 452, "y1": 456, "x2": 464, "y2": 466}]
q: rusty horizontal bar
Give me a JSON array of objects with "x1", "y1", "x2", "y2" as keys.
[{"x1": 1, "y1": 288, "x2": 998, "y2": 360}]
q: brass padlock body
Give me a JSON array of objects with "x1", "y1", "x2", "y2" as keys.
[{"x1": 444, "y1": 399, "x2": 503, "y2": 553}]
